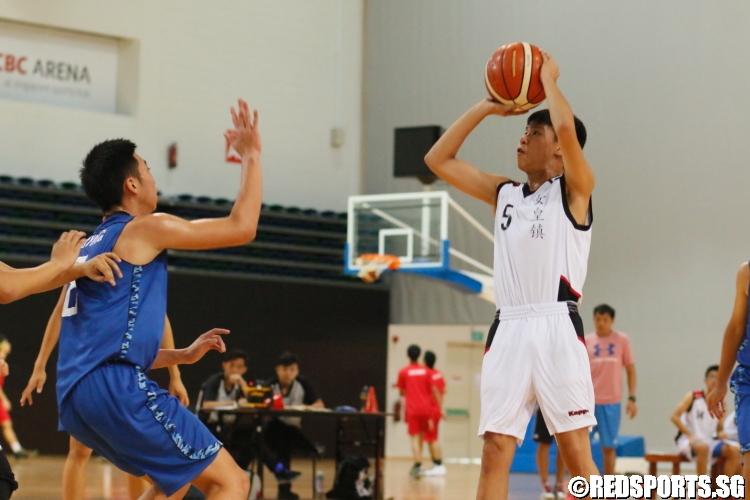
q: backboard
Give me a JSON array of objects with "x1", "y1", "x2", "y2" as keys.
[
  {"x1": 345, "y1": 191, "x2": 450, "y2": 273},
  {"x1": 344, "y1": 191, "x2": 496, "y2": 302}
]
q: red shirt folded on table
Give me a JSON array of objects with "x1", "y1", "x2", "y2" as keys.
[{"x1": 396, "y1": 363, "x2": 433, "y2": 418}]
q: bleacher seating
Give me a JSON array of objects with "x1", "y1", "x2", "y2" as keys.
[{"x1": 0, "y1": 175, "x2": 360, "y2": 285}]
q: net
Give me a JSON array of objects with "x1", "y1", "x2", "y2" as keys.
[{"x1": 354, "y1": 253, "x2": 400, "y2": 283}]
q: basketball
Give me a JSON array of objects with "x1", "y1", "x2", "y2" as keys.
[{"x1": 485, "y1": 42, "x2": 546, "y2": 111}]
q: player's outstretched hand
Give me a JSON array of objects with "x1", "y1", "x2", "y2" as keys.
[
  {"x1": 480, "y1": 98, "x2": 527, "y2": 118},
  {"x1": 50, "y1": 231, "x2": 87, "y2": 269},
  {"x1": 706, "y1": 384, "x2": 727, "y2": 420},
  {"x1": 539, "y1": 50, "x2": 560, "y2": 85},
  {"x1": 182, "y1": 328, "x2": 229, "y2": 365},
  {"x1": 80, "y1": 253, "x2": 123, "y2": 286},
  {"x1": 20, "y1": 367, "x2": 45, "y2": 406},
  {"x1": 225, "y1": 99, "x2": 261, "y2": 160}
]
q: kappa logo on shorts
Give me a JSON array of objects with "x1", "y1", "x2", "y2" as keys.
[{"x1": 568, "y1": 409, "x2": 590, "y2": 417}]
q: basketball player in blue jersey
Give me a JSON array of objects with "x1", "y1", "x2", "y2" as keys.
[
  {"x1": 425, "y1": 53, "x2": 598, "y2": 500},
  {"x1": 707, "y1": 262, "x2": 750, "y2": 486},
  {"x1": 21, "y1": 288, "x2": 190, "y2": 500},
  {"x1": 57, "y1": 99, "x2": 262, "y2": 499}
]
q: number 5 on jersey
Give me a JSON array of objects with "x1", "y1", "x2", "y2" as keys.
[
  {"x1": 62, "y1": 256, "x2": 88, "y2": 318},
  {"x1": 501, "y1": 204, "x2": 514, "y2": 230}
]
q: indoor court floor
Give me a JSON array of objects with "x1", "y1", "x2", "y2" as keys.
[{"x1": 10, "y1": 456, "x2": 546, "y2": 500}]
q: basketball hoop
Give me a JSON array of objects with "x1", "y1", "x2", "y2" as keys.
[
  {"x1": 355, "y1": 254, "x2": 400, "y2": 283},
  {"x1": 345, "y1": 191, "x2": 496, "y2": 302}
]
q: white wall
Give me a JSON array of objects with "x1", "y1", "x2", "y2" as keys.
[
  {"x1": 0, "y1": 0, "x2": 363, "y2": 211},
  {"x1": 365, "y1": 1, "x2": 750, "y2": 451}
]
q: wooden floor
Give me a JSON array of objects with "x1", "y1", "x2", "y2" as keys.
[{"x1": 8, "y1": 455, "x2": 544, "y2": 500}]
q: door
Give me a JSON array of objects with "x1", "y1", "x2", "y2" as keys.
[{"x1": 441, "y1": 342, "x2": 484, "y2": 460}]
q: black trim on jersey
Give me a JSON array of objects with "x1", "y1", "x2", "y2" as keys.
[
  {"x1": 566, "y1": 303, "x2": 585, "y2": 343},
  {"x1": 521, "y1": 177, "x2": 556, "y2": 198},
  {"x1": 495, "y1": 180, "x2": 517, "y2": 204},
  {"x1": 559, "y1": 175, "x2": 593, "y2": 231},
  {"x1": 557, "y1": 276, "x2": 581, "y2": 302},
  {"x1": 484, "y1": 313, "x2": 500, "y2": 353}
]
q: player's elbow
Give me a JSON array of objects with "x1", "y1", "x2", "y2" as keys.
[
  {"x1": 0, "y1": 284, "x2": 18, "y2": 304},
  {"x1": 424, "y1": 151, "x2": 443, "y2": 174},
  {"x1": 225, "y1": 215, "x2": 258, "y2": 246},
  {"x1": 235, "y1": 226, "x2": 257, "y2": 245}
]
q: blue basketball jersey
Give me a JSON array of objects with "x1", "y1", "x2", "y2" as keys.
[
  {"x1": 738, "y1": 262, "x2": 750, "y2": 368},
  {"x1": 57, "y1": 212, "x2": 168, "y2": 408}
]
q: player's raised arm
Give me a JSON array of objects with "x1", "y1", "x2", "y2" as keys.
[
  {"x1": 424, "y1": 100, "x2": 523, "y2": 207},
  {"x1": 539, "y1": 51, "x2": 594, "y2": 225},
  {"x1": 0, "y1": 231, "x2": 121, "y2": 304},
  {"x1": 127, "y1": 99, "x2": 262, "y2": 256},
  {"x1": 707, "y1": 262, "x2": 750, "y2": 419},
  {"x1": 21, "y1": 288, "x2": 65, "y2": 406}
]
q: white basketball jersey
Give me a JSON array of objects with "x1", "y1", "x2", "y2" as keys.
[
  {"x1": 493, "y1": 175, "x2": 592, "y2": 308},
  {"x1": 677, "y1": 391, "x2": 718, "y2": 443}
]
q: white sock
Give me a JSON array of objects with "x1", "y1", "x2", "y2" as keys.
[{"x1": 10, "y1": 442, "x2": 21, "y2": 453}]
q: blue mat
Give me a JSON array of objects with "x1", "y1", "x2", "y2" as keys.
[{"x1": 509, "y1": 413, "x2": 645, "y2": 473}]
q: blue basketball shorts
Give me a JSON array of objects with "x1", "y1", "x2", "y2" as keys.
[
  {"x1": 730, "y1": 365, "x2": 750, "y2": 454},
  {"x1": 591, "y1": 403, "x2": 621, "y2": 448},
  {"x1": 59, "y1": 362, "x2": 222, "y2": 496}
]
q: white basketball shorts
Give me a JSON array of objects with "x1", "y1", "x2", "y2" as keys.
[{"x1": 478, "y1": 301, "x2": 596, "y2": 444}]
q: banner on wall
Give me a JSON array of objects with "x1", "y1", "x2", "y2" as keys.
[{"x1": 0, "y1": 20, "x2": 118, "y2": 113}]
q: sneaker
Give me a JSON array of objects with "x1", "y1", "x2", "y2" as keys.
[
  {"x1": 14, "y1": 449, "x2": 37, "y2": 460},
  {"x1": 554, "y1": 482, "x2": 566, "y2": 499},
  {"x1": 423, "y1": 464, "x2": 447, "y2": 476},
  {"x1": 409, "y1": 464, "x2": 423, "y2": 478},
  {"x1": 540, "y1": 484, "x2": 554, "y2": 500}
]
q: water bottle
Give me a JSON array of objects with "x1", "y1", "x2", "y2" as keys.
[
  {"x1": 314, "y1": 470, "x2": 325, "y2": 497},
  {"x1": 359, "y1": 385, "x2": 369, "y2": 411}
]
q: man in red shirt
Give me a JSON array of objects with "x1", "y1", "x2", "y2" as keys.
[
  {"x1": 396, "y1": 345, "x2": 434, "y2": 477},
  {"x1": 423, "y1": 351, "x2": 447, "y2": 476}
]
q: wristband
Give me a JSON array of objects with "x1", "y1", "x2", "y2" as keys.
[{"x1": 628, "y1": 396, "x2": 636, "y2": 402}]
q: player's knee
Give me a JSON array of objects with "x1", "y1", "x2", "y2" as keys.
[
  {"x1": 233, "y1": 470, "x2": 250, "y2": 496},
  {"x1": 482, "y1": 433, "x2": 514, "y2": 457},
  {"x1": 692, "y1": 442, "x2": 709, "y2": 456},
  {"x1": 725, "y1": 444, "x2": 741, "y2": 458},
  {"x1": 68, "y1": 440, "x2": 93, "y2": 460}
]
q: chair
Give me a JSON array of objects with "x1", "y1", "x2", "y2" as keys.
[
  {"x1": 644, "y1": 453, "x2": 687, "y2": 475},
  {"x1": 645, "y1": 453, "x2": 726, "y2": 490}
]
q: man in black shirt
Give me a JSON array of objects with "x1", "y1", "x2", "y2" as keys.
[{"x1": 263, "y1": 352, "x2": 324, "y2": 500}]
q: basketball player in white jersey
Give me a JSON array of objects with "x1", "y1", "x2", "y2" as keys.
[
  {"x1": 425, "y1": 52, "x2": 598, "y2": 499},
  {"x1": 671, "y1": 365, "x2": 741, "y2": 476}
]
